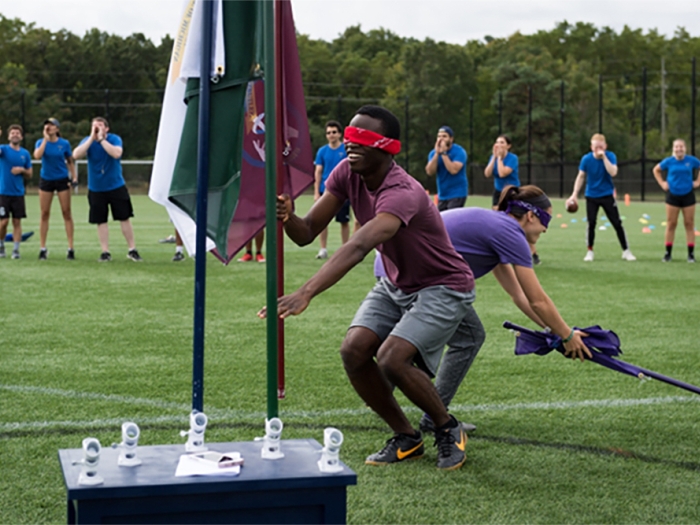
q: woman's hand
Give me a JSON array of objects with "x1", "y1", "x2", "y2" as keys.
[{"x1": 562, "y1": 330, "x2": 591, "y2": 362}]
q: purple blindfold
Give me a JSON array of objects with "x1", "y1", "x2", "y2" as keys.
[
  {"x1": 503, "y1": 321, "x2": 700, "y2": 396},
  {"x1": 505, "y1": 200, "x2": 551, "y2": 228}
]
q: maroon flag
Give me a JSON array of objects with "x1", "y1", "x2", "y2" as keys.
[{"x1": 213, "y1": 1, "x2": 314, "y2": 264}]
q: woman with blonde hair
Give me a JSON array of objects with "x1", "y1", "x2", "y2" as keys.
[{"x1": 652, "y1": 138, "x2": 700, "y2": 262}]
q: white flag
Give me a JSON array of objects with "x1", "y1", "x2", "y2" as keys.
[{"x1": 149, "y1": 0, "x2": 225, "y2": 256}]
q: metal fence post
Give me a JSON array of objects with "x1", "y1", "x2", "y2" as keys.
[
  {"x1": 598, "y1": 74, "x2": 603, "y2": 134},
  {"x1": 404, "y1": 96, "x2": 409, "y2": 173},
  {"x1": 560, "y1": 80, "x2": 565, "y2": 198},
  {"x1": 20, "y1": 89, "x2": 26, "y2": 148},
  {"x1": 692, "y1": 57, "x2": 696, "y2": 157},
  {"x1": 641, "y1": 67, "x2": 647, "y2": 202},
  {"x1": 527, "y1": 86, "x2": 532, "y2": 185},
  {"x1": 498, "y1": 91, "x2": 503, "y2": 135},
  {"x1": 469, "y1": 96, "x2": 474, "y2": 189}
]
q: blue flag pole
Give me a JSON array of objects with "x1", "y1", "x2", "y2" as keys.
[
  {"x1": 192, "y1": 0, "x2": 215, "y2": 413},
  {"x1": 263, "y1": 0, "x2": 279, "y2": 419}
]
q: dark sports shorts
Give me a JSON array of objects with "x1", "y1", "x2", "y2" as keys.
[
  {"x1": 491, "y1": 189, "x2": 503, "y2": 207},
  {"x1": 88, "y1": 186, "x2": 134, "y2": 224},
  {"x1": 335, "y1": 199, "x2": 351, "y2": 223},
  {"x1": 320, "y1": 190, "x2": 352, "y2": 223},
  {"x1": 666, "y1": 190, "x2": 696, "y2": 208},
  {"x1": 0, "y1": 195, "x2": 27, "y2": 219},
  {"x1": 437, "y1": 197, "x2": 466, "y2": 212},
  {"x1": 39, "y1": 177, "x2": 71, "y2": 193}
]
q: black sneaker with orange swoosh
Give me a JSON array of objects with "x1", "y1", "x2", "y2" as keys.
[
  {"x1": 365, "y1": 432, "x2": 424, "y2": 465},
  {"x1": 434, "y1": 416, "x2": 467, "y2": 470}
]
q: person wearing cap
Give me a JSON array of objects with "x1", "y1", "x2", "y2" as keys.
[
  {"x1": 260, "y1": 105, "x2": 474, "y2": 470},
  {"x1": 374, "y1": 184, "x2": 590, "y2": 433},
  {"x1": 73, "y1": 117, "x2": 142, "y2": 262},
  {"x1": 33, "y1": 117, "x2": 78, "y2": 260},
  {"x1": 425, "y1": 125, "x2": 468, "y2": 211},
  {"x1": 0, "y1": 125, "x2": 33, "y2": 259}
]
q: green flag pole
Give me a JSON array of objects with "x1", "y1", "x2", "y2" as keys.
[{"x1": 263, "y1": 0, "x2": 278, "y2": 420}]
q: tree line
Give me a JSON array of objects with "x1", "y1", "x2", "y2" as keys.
[{"x1": 1, "y1": 12, "x2": 699, "y2": 185}]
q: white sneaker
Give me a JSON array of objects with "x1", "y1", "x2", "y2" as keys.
[
  {"x1": 583, "y1": 250, "x2": 594, "y2": 262},
  {"x1": 622, "y1": 249, "x2": 636, "y2": 261},
  {"x1": 315, "y1": 248, "x2": 328, "y2": 260}
]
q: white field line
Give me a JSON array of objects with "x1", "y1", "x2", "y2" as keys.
[{"x1": 1, "y1": 384, "x2": 699, "y2": 432}]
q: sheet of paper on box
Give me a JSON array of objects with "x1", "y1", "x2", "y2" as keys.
[{"x1": 175, "y1": 452, "x2": 242, "y2": 477}]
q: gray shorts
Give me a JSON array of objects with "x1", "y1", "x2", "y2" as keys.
[{"x1": 350, "y1": 278, "x2": 475, "y2": 376}]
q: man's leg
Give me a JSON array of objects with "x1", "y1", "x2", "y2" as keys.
[
  {"x1": 378, "y1": 335, "x2": 467, "y2": 470},
  {"x1": 336, "y1": 200, "x2": 351, "y2": 246},
  {"x1": 377, "y1": 336, "x2": 450, "y2": 428},
  {"x1": 173, "y1": 229, "x2": 185, "y2": 261},
  {"x1": 601, "y1": 196, "x2": 629, "y2": 251},
  {"x1": 584, "y1": 197, "x2": 600, "y2": 261},
  {"x1": 340, "y1": 222, "x2": 350, "y2": 244},
  {"x1": 97, "y1": 223, "x2": 110, "y2": 252},
  {"x1": 253, "y1": 231, "x2": 265, "y2": 262},
  {"x1": 340, "y1": 327, "x2": 413, "y2": 435},
  {"x1": 319, "y1": 228, "x2": 328, "y2": 250},
  {"x1": 238, "y1": 240, "x2": 254, "y2": 262},
  {"x1": 11, "y1": 217, "x2": 22, "y2": 244},
  {"x1": 585, "y1": 198, "x2": 599, "y2": 248},
  {"x1": 120, "y1": 219, "x2": 136, "y2": 250},
  {"x1": 10, "y1": 217, "x2": 21, "y2": 257},
  {"x1": 0, "y1": 218, "x2": 8, "y2": 241}
]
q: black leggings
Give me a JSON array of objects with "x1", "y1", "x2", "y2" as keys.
[{"x1": 585, "y1": 195, "x2": 628, "y2": 250}]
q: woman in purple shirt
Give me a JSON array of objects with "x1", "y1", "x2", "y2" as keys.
[{"x1": 377, "y1": 185, "x2": 590, "y2": 432}]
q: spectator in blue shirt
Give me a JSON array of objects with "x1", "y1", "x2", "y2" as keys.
[
  {"x1": 33, "y1": 117, "x2": 78, "y2": 260},
  {"x1": 567, "y1": 133, "x2": 635, "y2": 262},
  {"x1": 484, "y1": 134, "x2": 541, "y2": 266},
  {"x1": 425, "y1": 126, "x2": 468, "y2": 211},
  {"x1": 653, "y1": 138, "x2": 700, "y2": 262},
  {"x1": 312, "y1": 120, "x2": 349, "y2": 260},
  {"x1": 484, "y1": 134, "x2": 520, "y2": 209},
  {"x1": 0, "y1": 125, "x2": 33, "y2": 259},
  {"x1": 73, "y1": 117, "x2": 142, "y2": 262}
]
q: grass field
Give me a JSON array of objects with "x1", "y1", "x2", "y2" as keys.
[{"x1": 1, "y1": 192, "x2": 700, "y2": 524}]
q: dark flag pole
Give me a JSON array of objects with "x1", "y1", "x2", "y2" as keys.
[
  {"x1": 275, "y1": 0, "x2": 286, "y2": 400},
  {"x1": 192, "y1": 0, "x2": 215, "y2": 412},
  {"x1": 263, "y1": 0, "x2": 279, "y2": 419}
]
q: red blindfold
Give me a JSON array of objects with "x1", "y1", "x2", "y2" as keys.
[{"x1": 343, "y1": 126, "x2": 401, "y2": 155}]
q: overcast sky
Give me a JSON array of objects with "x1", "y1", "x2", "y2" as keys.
[{"x1": 2, "y1": 0, "x2": 699, "y2": 45}]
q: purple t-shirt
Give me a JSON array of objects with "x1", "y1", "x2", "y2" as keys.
[
  {"x1": 325, "y1": 159, "x2": 473, "y2": 294},
  {"x1": 375, "y1": 207, "x2": 532, "y2": 280},
  {"x1": 441, "y1": 208, "x2": 532, "y2": 278}
]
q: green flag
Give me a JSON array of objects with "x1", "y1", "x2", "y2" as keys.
[{"x1": 168, "y1": 0, "x2": 263, "y2": 258}]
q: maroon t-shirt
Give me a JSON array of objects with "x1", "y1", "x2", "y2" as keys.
[{"x1": 325, "y1": 159, "x2": 474, "y2": 294}]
